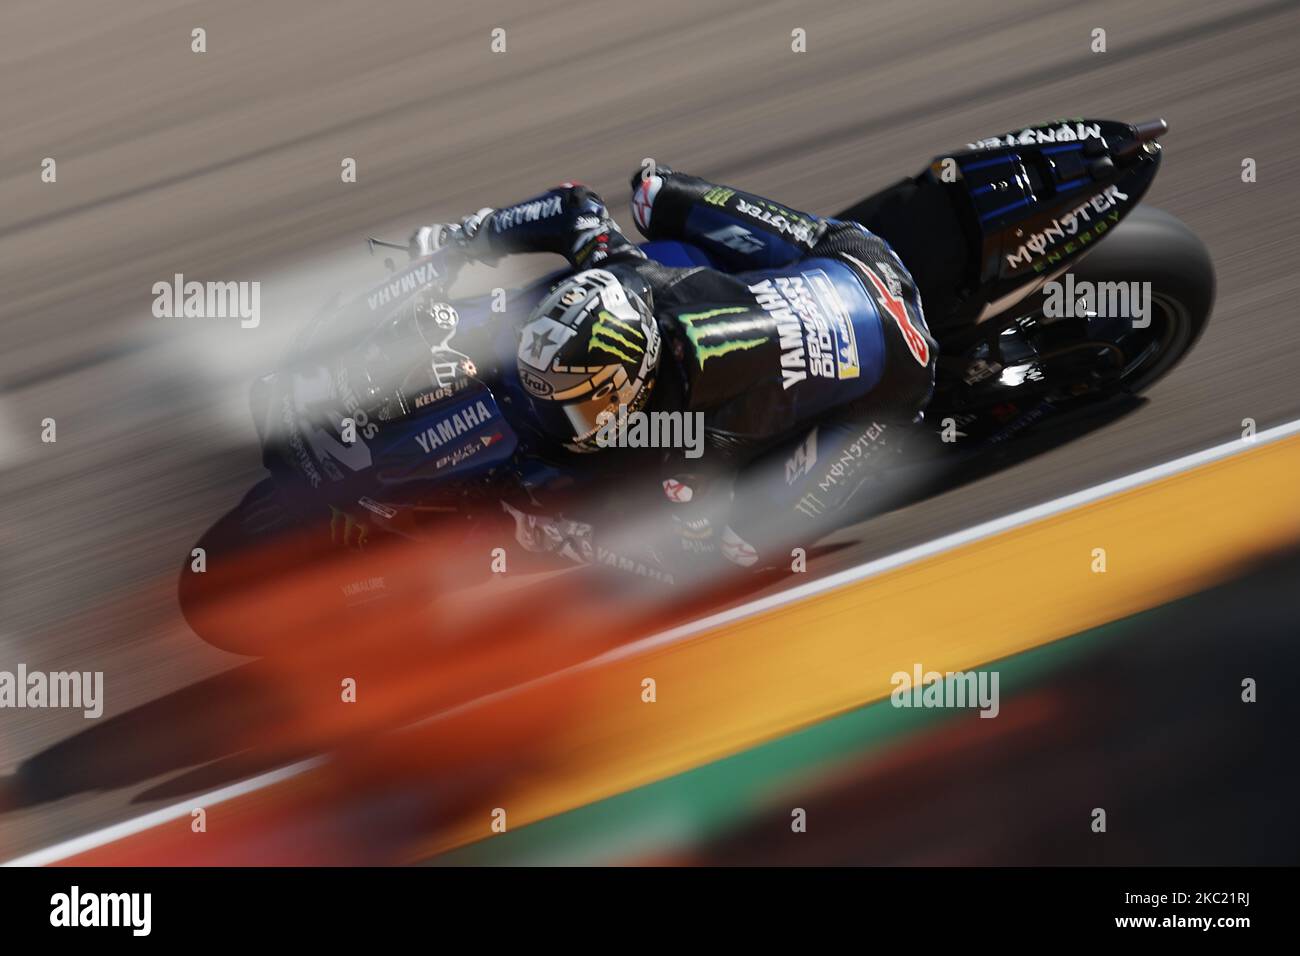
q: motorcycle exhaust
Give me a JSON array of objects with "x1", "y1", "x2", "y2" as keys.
[
  {"x1": 1133, "y1": 118, "x2": 1169, "y2": 142},
  {"x1": 1112, "y1": 118, "x2": 1168, "y2": 165}
]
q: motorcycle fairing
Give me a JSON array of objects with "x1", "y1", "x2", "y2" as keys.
[
  {"x1": 371, "y1": 379, "x2": 518, "y2": 488},
  {"x1": 841, "y1": 119, "x2": 1165, "y2": 333},
  {"x1": 948, "y1": 119, "x2": 1163, "y2": 312}
]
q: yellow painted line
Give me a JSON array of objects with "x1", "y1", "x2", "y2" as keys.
[{"x1": 419, "y1": 426, "x2": 1300, "y2": 858}]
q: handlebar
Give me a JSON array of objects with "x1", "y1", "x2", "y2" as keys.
[{"x1": 365, "y1": 235, "x2": 465, "y2": 298}]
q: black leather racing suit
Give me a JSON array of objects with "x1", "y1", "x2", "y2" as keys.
[{"x1": 476, "y1": 170, "x2": 938, "y2": 569}]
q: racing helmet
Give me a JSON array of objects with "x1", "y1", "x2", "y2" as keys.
[{"x1": 516, "y1": 268, "x2": 661, "y2": 452}]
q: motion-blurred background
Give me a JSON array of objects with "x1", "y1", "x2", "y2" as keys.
[{"x1": 2, "y1": 0, "x2": 1298, "y2": 864}]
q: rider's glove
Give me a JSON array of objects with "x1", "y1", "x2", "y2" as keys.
[
  {"x1": 409, "y1": 223, "x2": 458, "y2": 258},
  {"x1": 409, "y1": 207, "x2": 496, "y2": 261}
]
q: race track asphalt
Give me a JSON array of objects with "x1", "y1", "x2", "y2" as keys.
[{"x1": 2, "y1": 0, "x2": 1298, "y2": 860}]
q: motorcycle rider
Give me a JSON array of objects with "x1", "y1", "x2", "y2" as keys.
[{"x1": 409, "y1": 166, "x2": 938, "y2": 570}]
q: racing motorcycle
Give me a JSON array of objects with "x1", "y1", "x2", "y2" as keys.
[{"x1": 183, "y1": 117, "x2": 1214, "y2": 652}]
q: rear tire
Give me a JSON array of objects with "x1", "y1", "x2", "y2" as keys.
[{"x1": 1068, "y1": 205, "x2": 1215, "y2": 393}]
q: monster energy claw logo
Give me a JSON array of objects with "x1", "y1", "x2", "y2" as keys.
[
  {"x1": 589, "y1": 309, "x2": 645, "y2": 363},
  {"x1": 677, "y1": 307, "x2": 766, "y2": 366}
]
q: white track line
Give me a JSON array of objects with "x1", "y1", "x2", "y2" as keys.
[
  {"x1": 596, "y1": 417, "x2": 1300, "y2": 662},
  {"x1": 6, "y1": 417, "x2": 1298, "y2": 867},
  {"x1": 1, "y1": 759, "x2": 323, "y2": 868}
]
